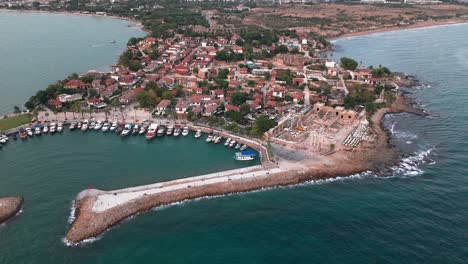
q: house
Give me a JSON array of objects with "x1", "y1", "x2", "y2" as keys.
[
  {"x1": 119, "y1": 75, "x2": 137, "y2": 87},
  {"x1": 48, "y1": 99, "x2": 62, "y2": 109},
  {"x1": 156, "y1": 99, "x2": 171, "y2": 111},
  {"x1": 100, "y1": 85, "x2": 118, "y2": 98},
  {"x1": 272, "y1": 86, "x2": 285, "y2": 98},
  {"x1": 211, "y1": 89, "x2": 225, "y2": 100},
  {"x1": 189, "y1": 94, "x2": 202, "y2": 107},
  {"x1": 64, "y1": 79, "x2": 89, "y2": 90},
  {"x1": 119, "y1": 89, "x2": 137, "y2": 104},
  {"x1": 327, "y1": 67, "x2": 339, "y2": 77},
  {"x1": 57, "y1": 93, "x2": 83, "y2": 103},
  {"x1": 203, "y1": 103, "x2": 218, "y2": 117},
  {"x1": 225, "y1": 104, "x2": 239, "y2": 111},
  {"x1": 175, "y1": 100, "x2": 189, "y2": 114}
]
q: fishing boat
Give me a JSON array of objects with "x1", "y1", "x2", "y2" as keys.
[
  {"x1": 229, "y1": 140, "x2": 236, "y2": 148},
  {"x1": 131, "y1": 124, "x2": 139, "y2": 135},
  {"x1": 156, "y1": 125, "x2": 166, "y2": 137},
  {"x1": 182, "y1": 126, "x2": 190, "y2": 136},
  {"x1": 139, "y1": 125, "x2": 147, "y2": 135},
  {"x1": 224, "y1": 138, "x2": 231, "y2": 146},
  {"x1": 240, "y1": 144, "x2": 248, "y2": 151},
  {"x1": 194, "y1": 129, "x2": 202, "y2": 139},
  {"x1": 146, "y1": 123, "x2": 158, "y2": 139},
  {"x1": 206, "y1": 134, "x2": 213, "y2": 143},
  {"x1": 173, "y1": 125, "x2": 181, "y2": 137},
  {"x1": 121, "y1": 124, "x2": 132, "y2": 137},
  {"x1": 34, "y1": 125, "x2": 42, "y2": 135},
  {"x1": 25, "y1": 127, "x2": 34, "y2": 137},
  {"x1": 69, "y1": 121, "x2": 77, "y2": 131},
  {"x1": 102, "y1": 122, "x2": 110, "y2": 132},
  {"x1": 166, "y1": 125, "x2": 173, "y2": 136},
  {"x1": 81, "y1": 120, "x2": 89, "y2": 131},
  {"x1": 235, "y1": 143, "x2": 242, "y2": 149},
  {"x1": 42, "y1": 125, "x2": 49, "y2": 134},
  {"x1": 110, "y1": 121, "x2": 118, "y2": 132},
  {"x1": 234, "y1": 150, "x2": 256, "y2": 161},
  {"x1": 94, "y1": 121, "x2": 103, "y2": 130},
  {"x1": 18, "y1": 128, "x2": 27, "y2": 139},
  {"x1": 57, "y1": 122, "x2": 63, "y2": 132},
  {"x1": 49, "y1": 122, "x2": 57, "y2": 134}
]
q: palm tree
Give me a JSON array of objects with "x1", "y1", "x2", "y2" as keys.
[{"x1": 71, "y1": 101, "x2": 81, "y2": 119}]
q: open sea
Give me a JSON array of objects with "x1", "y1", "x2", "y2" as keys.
[{"x1": 1, "y1": 16, "x2": 468, "y2": 263}]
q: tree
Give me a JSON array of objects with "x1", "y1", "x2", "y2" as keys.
[
  {"x1": 225, "y1": 110, "x2": 243, "y2": 123},
  {"x1": 162, "y1": 91, "x2": 173, "y2": 100},
  {"x1": 231, "y1": 92, "x2": 248, "y2": 106},
  {"x1": 274, "y1": 45, "x2": 289, "y2": 54},
  {"x1": 88, "y1": 88, "x2": 98, "y2": 98},
  {"x1": 250, "y1": 115, "x2": 277, "y2": 138},
  {"x1": 137, "y1": 91, "x2": 154, "y2": 108},
  {"x1": 71, "y1": 101, "x2": 81, "y2": 119},
  {"x1": 13, "y1": 106, "x2": 21, "y2": 114},
  {"x1": 340, "y1": 57, "x2": 358, "y2": 71},
  {"x1": 239, "y1": 103, "x2": 251, "y2": 115}
]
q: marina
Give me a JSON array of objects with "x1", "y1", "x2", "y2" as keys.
[{"x1": 0, "y1": 119, "x2": 260, "y2": 162}]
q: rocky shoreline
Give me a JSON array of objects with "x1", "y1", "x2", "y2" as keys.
[
  {"x1": 0, "y1": 196, "x2": 24, "y2": 224},
  {"x1": 64, "y1": 93, "x2": 420, "y2": 244}
]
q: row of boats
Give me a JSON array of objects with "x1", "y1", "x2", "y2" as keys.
[{"x1": 16, "y1": 122, "x2": 64, "y2": 139}]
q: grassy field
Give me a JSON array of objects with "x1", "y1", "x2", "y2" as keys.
[{"x1": 0, "y1": 114, "x2": 34, "y2": 132}]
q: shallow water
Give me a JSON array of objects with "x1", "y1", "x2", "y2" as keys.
[
  {"x1": 1, "y1": 22, "x2": 468, "y2": 263},
  {"x1": 0, "y1": 11, "x2": 145, "y2": 114}
]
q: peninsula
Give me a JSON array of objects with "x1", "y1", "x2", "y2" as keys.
[
  {"x1": 0, "y1": 0, "x2": 447, "y2": 244},
  {"x1": 0, "y1": 196, "x2": 24, "y2": 224}
]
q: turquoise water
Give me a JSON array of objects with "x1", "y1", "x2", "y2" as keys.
[
  {"x1": 0, "y1": 11, "x2": 145, "y2": 114},
  {"x1": 1, "y1": 22, "x2": 468, "y2": 263}
]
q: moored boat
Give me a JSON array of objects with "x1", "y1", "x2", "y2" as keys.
[
  {"x1": 235, "y1": 143, "x2": 242, "y2": 149},
  {"x1": 25, "y1": 127, "x2": 34, "y2": 137},
  {"x1": 146, "y1": 123, "x2": 158, "y2": 139},
  {"x1": 49, "y1": 122, "x2": 57, "y2": 134},
  {"x1": 214, "y1": 136, "x2": 222, "y2": 144},
  {"x1": 139, "y1": 125, "x2": 147, "y2": 135},
  {"x1": 102, "y1": 122, "x2": 110, "y2": 132},
  {"x1": 89, "y1": 120, "x2": 96, "y2": 130},
  {"x1": 18, "y1": 128, "x2": 27, "y2": 139},
  {"x1": 34, "y1": 125, "x2": 42, "y2": 135},
  {"x1": 156, "y1": 125, "x2": 166, "y2": 137},
  {"x1": 121, "y1": 124, "x2": 132, "y2": 137},
  {"x1": 77, "y1": 122, "x2": 82, "y2": 129},
  {"x1": 0, "y1": 134, "x2": 8, "y2": 144},
  {"x1": 81, "y1": 120, "x2": 89, "y2": 131},
  {"x1": 110, "y1": 121, "x2": 118, "y2": 131},
  {"x1": 229, "y1": 140, "x2": 236, "y2": 148},
  {"x1": 234, "y1": 150, "x2": 256, "y2": 161},
  {"x1": 173, "y1": 125, "x2": 181, "y2": 137},
  {"x1": 224, "y1": 138, "x2": 232, "y2": 146},
  {"x1": 57, "y1": 122, "x2": 63, "y2": 132},
  {"x1": 94, "y1": 121, "x2": 103, "y2": 130},
  {"x1": 206, "y1": 134, "x2": 213, "y2": 143},
  {"x1": 42, "y1": 125, "x2": 49, "y2": 134},
  {"x1": 240, "y1": 144, "x2": 248, "y2": 151},
  {"x1": 194, "y1": 129, "x2": 202, "y2": 139},
  {"x1": 69, "y1": 121, "x2": 77, "y2": 130},
  {"x1": 132, "y1": 124, "x2": 139, "y2": 135},
  {"x1": 182, "y1": 126, "x2": 190, "y2": 136}
]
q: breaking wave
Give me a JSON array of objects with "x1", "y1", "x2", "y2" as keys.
[{"x1": 390, "y1": 146, "x2": 437, "y2": 177}]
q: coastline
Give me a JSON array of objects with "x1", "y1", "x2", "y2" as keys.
[
  {"x1": 0, "y1": 8, "x2": 150, "y2": 33},
  {"x1": 329, "y1": 19, "x2": 468, "y2": 41},
  {"x1": 65, "y1": 93, "x2": 421, "y2": 244}
]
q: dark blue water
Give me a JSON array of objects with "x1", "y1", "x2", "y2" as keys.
[{"x1": 1, "y1": 24, "x2": 468, "y2": 263}]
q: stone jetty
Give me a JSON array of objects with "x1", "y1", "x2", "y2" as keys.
[{"x1": 0, "y1": 196, "x2": 24, "y2": 224}]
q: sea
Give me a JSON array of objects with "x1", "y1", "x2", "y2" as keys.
[{"x1": 1, "y1": 15, "x2": 468, "y2": 263}]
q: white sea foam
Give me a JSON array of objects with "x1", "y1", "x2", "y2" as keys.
[{"x1": 390, "y1": 146, "x2": 436, "y2": 177}]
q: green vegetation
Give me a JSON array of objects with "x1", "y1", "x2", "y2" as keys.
[
  {"x1": 250, "y1": 115, "x2": 277, "y2": 138},
  {"x1": 371, "y1": 66, "x2": 392, "y2": 78},
  {"x1": 340, "y1": 57, "x2": 359, "y2": 71},
  {"x1": 0, "y1": 114, "x2": 34, "y2": 132}
]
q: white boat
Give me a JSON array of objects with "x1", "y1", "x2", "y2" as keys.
[
  {"x1": 69, "y1": 122, "x2": 77, "y2": 131},
  {"x1": 206, "y1": 135, "x2": 213, "y2": 143},
  {"x1": 89, "y1": 121, "x2": 96, "y2": 130},
  {"x1": 182, "y1": 126, "x2": 190, "y2": 136},
  {"x1": 132, "y1": 124, "x2": 139, "y2": 135},
  {"x1": 235, "y1": 143, "x2": 242, "y2": 149},
  {"x1": 157, "y1": 126, "x2": 166, "y2": 136},
  {"x1": 173, "y1": 125, "x2": 181, "y2": 136},
  {"x1": 57, "y1": 122, "x2": 63, "y2": 132},
  {"x1": 224, "y1": 138, "x2": 231, "y2": 146},
  {"x1": 139, "y1": 125, "x2": 147, "y2": 135},
  {"x1": 94, "y1": 121, "x2": 103, "y2": 130},
  {"x1": 229, "y1": 140, "x2": 236, "y2": 148},
  {"x1": 25, "y1": 127, "x2": 34, "y2": 137},
  {"x1": 77, "y1": 122, "x2": 82, "y2": 129},
  {"x1": 49, "y1": 122, "x2": 56, "y2": 133},
  {"x1": 166, "y1": 126, "x2": 173, "y2": 136},
  {"x1": 102, "y1": 122, "x2": 110, "y2": 132},
  {"x1": 146, "y1": 123, "x2": 158, "y2": 139},
  {"x1": 194, "y1": 130, "x2": 202, "y2": 139},
  {"x1": 34, "y1": 126, "x2": 42, "y2": 135},
  {"x1": 234, "y1": 150, "x2": 256, "y2": 161},
  {"x1": 0, "y1": 134, "x2": 8, "y2": 144},
  {"x1": 110, "y1": 121, "x2": 118, "y2": 131},
  {"x1": 43, "y1": 125, "x2": 49, "y2": 134},
  {"x1": 240, "y1": 145, "x2": 248, "y2": 151},
  {"x1": 81, "y1": 120, "x2": 89, "y2": 131},
  {"x1": 121, "y1": 124, "x2": 132, "y2": 137},
  {"x1": 214, "y1": 136, "x2": 222, "y2": 144}
]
